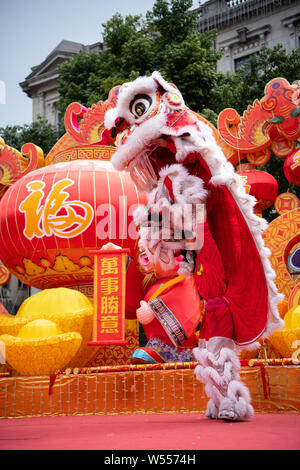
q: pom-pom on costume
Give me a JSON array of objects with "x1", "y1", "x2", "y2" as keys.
[{"x1": 104, "y1": 71, "x2": 284, "y2": 421}]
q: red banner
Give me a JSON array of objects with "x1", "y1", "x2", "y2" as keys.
[{"x1": 88, "y1": 249, "x2": 129, "y2": 346}]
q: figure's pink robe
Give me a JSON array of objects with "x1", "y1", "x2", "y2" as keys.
[{"x1": 142, "y1": 275, "x2": 201, "y2": 360}]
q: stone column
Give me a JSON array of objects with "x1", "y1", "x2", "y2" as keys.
[{"x1": 38, "y1": 92, "x2": 45, "y2": 118}]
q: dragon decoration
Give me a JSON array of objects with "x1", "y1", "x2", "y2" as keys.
[
  {"x1": 0, "y1": 138, "x2": 44, "y2": 198},
  {"x1": 0, "y1": 74, "x2": 299, "y2": 420},
  {"x1": 218, "y1": 77, "x2": 300, "y2": 165}
]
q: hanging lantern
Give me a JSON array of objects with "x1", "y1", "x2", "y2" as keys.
[
  {"x1": 274, "y1": 192, "x2": 300, "y2": 215},
  {"x1": 284, "y1": 148, "x2": 300, "y2": 187},
  {"x1": 0, "y1": 262, "x2": 11, "y2": 286},
  {"x1": 0, "y1": 160, "x2": 146, "y2": 308},
  {"x1": 236, "y1": 163, "x2": 278, "y2": 215}
]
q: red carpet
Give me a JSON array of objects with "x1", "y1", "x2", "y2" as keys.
[{"x1": 0, "y1": 413, "x2": 299, "y2": 450}]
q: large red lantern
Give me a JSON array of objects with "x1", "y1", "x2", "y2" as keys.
[
  {"x1": 0, "y1": 160, "x2": 146, "y2": 313},
  {"x1": 236, "y1": 163, "x2": 278, "y2": 214},
  {"x1": 284, "y1": 148, "x2": 300, "y2": 187}
]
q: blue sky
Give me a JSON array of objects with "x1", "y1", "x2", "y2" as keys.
[{"x1": 0, "y1": 0, "x2": 200, "y2": 128}]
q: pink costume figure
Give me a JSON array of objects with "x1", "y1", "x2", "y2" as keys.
[{"x1": 131, "y1": 240, "x2": 201, "y2": 364}]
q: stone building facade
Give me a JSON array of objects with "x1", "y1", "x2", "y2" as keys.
[
  {"x1": 194, "y1": 0, "x2": 300, "y2": 73},
  {"x1": 20, "y1": 40, "x2": 103, "y2": 127}
]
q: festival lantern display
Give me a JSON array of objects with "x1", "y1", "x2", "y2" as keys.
[
  {"x1": 236, "y1": 163, "x2": 278, "y2": 215},
  {"x1": 0, "y1": 159, "x2": 146, "y2": 301},
  {"x1": 283, "y1": 148, "x2": 300, "y2": 186},
  {"x1": 0, "y1": 75, "x2": 298, "y2": 379},
  {"x1": 0, "y1": 85, "x2": 147, "y2": 323}
]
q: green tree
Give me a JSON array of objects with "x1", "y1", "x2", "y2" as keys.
[
  {"x1": 102, "y1": 13, "x2": 144, "y2": 56},
  {"x1": 57, "y1": 0, "x2": 221, "y2": 116},
  {"x1": 0, "y1": 116, "x2": 63, "y2": 155},
  {"x1": 146, "y1": 0, "x2": 198, "y2": 46}
]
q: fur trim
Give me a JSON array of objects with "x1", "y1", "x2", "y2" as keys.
[
  {"x1": 152, "y1": 71, "x2": 184, "y2": 100},
  {"x1": 104, "y1": 107, "x2": 118, "y2": 130},
  {"x1": 219, "y1": 381, "x2": 254, "y2": 420},
  {"x1": 155, "y1": 164, "x2": 208, "y2": 206},
  {"x1": 177, "y1": 261, "x2": 194, "y2": 277},
  {"x1": 194, "y1": 342, "x2": 254, "y2": 420},
  {"x1": 133, "y1": 205, "x2": 149, "y2": 227}
]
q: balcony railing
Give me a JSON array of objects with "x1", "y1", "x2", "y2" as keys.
[{"x1": 195, "y1": 0, "x2": 298, "y2": 32}]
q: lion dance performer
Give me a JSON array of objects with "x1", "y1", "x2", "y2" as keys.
[{"x1": 104, "y1": 71, "x2": 284, "y2": 421}]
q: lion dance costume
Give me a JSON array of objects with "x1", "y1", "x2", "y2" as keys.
[{"x1": 104, "y1": 72, "x2": 284, "y2": 421}]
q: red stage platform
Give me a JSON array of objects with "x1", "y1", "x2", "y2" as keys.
[{"x1": 0, "y1": 412, "x2": 299, "y2": 450}]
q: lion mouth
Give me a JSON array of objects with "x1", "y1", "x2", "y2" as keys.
[{"x1": 121, "y1": 132, "x2": 199, "y2": 193}]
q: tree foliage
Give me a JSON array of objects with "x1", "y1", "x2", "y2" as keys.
[
  {"x1": 57, "y1": 0, "x2": 222, "y2": 114},
  {"x1": 0, "y1": 116, "x2": 63, "y2": 155}
]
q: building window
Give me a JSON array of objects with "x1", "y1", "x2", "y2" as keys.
[{"x1": 234, "y1": 53, "x2": 252, "y2": 71}]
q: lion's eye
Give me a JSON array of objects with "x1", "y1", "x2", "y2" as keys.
[{"x1": 130, "y1": 94, "x2": 152, "y2": 119}]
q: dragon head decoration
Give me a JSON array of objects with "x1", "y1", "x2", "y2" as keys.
[{"x1": 104, "y1": 71, "x2": 284, "y2": 346}]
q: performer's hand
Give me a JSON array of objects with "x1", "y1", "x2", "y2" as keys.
[
  {"x1": 101, "y1": 242, "x2": 122, "y2": 250},
  {"x1": 136, "y1": 301, "x2": 155, "y2": 325}
]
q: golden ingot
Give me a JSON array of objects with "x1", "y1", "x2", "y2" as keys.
[
  {"x1": 0, "y1": 313, "x2": 30, "y2": 336},
  {"x1": 283, "y1": 306, "x2": 300, "y2": 329},
  {"x1": 269, "y1": 307, "x2": 300, "y2": 358},
  {"x1": 0, "y1": 288, "x2": 96, "y2": 368},
  {"x1": 269, "y1": 328, "x2": 300, "y2": 359},
  {"x1": 0, "y1": 319, "x2": 82, "y2": 376},
  {"x1": 17, "y1": 318, "x2": 61, "y2": 339}
]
